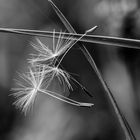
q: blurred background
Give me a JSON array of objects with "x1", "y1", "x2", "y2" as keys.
[{"x1": 0, "y1": 0, "x2": 140, "y2": 139}]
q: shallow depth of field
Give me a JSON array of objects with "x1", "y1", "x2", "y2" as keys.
[{"x1": 0, "y1": 0, "x2": 140, "y2": 140}]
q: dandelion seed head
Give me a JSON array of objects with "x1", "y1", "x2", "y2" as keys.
[
  {"x1": 29, "y1": 30, "x2": 75, "y2": 65},
  {"x1": 12, "y1": 65, "x2": 46, "y2": 114}
]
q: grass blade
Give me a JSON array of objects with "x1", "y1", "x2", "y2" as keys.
[
  {"x1": 48, "y1": 0, "x2": 136, "y2": 139},
  {"x1": 0, "y1": 28, "x2": 140, "y2": 49}
]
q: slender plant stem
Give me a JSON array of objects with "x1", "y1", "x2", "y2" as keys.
[
  {"x1": 0, "y1": 28, "x2": 140, "y2": 49},
  {"x1": 81, "y1": 48, "x2": 136, "y2": 140},
  {"x1": 48, "y1": 0, "x2": 136, "y2": 139}
]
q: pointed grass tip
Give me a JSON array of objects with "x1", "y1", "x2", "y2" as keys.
[
  {"x1": 80, "y1": 102, "x2": 94, "y2": 107},
  {"x1": 86, "y1": 26, "x2": 98, "y2": 34}
]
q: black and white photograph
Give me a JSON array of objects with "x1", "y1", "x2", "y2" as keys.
[{"x1": 0, "y1": 0, "x2": 140, "y2": 140}]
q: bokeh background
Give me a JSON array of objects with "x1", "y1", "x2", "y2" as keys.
[{"x1": 0, "y1": 0, "x2": 140, "y2": 139}]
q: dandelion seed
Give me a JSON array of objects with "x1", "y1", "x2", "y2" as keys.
[
  {"x1": 12, "y1": 64, "x2": 73, "y2": 114},
  {"x1": 12, "y1": 64, "x2": 94, "y2": 114},
  {"x1": 29, "y1": 25, "x2": 97, "y2": 65},
  {"x1": 12, "y1": 64, "x2": 73, "y2": 113},
  {"x1": 29, "y1": 30, "x2": 75, "y2": 65},
  {"x1": 12, "y1": 65, "x2": 46, "y2": 114}
]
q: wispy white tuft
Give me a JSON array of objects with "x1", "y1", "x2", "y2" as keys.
[
  {"x1": 29, "y1": 30, "x2": 75, "y2": 65},
  {"x1": 12, "y1": 65, "x2": 46, "y2": 114},
  {"x1": 12, "y1": 64, "x2": 73, "y2": 113}
]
